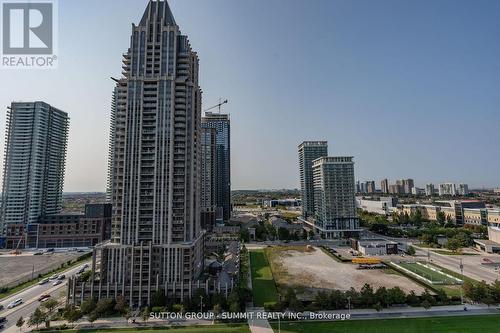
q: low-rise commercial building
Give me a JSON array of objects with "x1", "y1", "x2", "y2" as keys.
[
  {"x1": 263, "y1": 198, "x2": 301, "y2": 208},
  {"x1": 356, "y1": 197, "x2": 398, "y2": 215},
  {"x1": 352, "y1": 238, "x2": 399, "y2": 256},
  {"x1": 1, "y1": 204, "x2": 111, "y2": 249}
]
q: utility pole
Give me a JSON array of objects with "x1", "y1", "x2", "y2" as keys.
[
  {"x1": 347, "y1": 296, "x2": 351, "y2": 315},
  {"x1": 459, "y1": 259, "x2": 464, "y2": 305},
  {"x1": 200, "y1": 295, "x2": 204, "y2": 313}
]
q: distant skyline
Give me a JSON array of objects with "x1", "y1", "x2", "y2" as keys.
[{"x1": 1, "y1": 0, "x2": 499, "y2": 191}]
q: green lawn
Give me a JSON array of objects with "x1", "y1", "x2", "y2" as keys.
[
  {"x1": 398, "y1": 262, "x2": 459, "y2": 285},
  {"x1": 271, "y1": 315, "x2": 500, "y2": 333},
  {"x1": 249, "y1": 249, "x2": 279, "y2": 306},
  {"x1": 41, "y1": 324, "x2": 250, "y2": 333}
]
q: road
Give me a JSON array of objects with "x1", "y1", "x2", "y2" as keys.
[
  {"x1": 0, "y1": 262, "x2": 89, "y2": 332},
  {"x1": 413, "y1": 246, "x2": 500, "y2": 283}
]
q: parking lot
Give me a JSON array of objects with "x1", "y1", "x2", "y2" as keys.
[{"x1": 0, "y1": 251, "x2": 83, "y2": 288}]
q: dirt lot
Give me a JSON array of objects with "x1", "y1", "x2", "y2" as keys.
[
  {"x1": 0, "y1": 251, "x2": 83, "y2": 288},
  {"x1": 268, "y1": 246, "x2": 426, "y2": 297}
]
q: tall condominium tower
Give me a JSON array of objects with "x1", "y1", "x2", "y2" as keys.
[
  {"x1": 200, "y1": 126, "x2": 217, "y2": 230},
  {"x1": 201, "y1": 112, "x2": 231, "y2": 222},
  {"x1": 0, "y1": 102, "x2": 68, "y2": 248},
  {"x1": 381, "y1": 179, "x2": 389, "y2": 194},
  {"x1": 311, "y1": 156, "x2": 359, "y2": 238},
  {"x1": 298, "y1": 141, "x2": 328, "y2": 219},
  {"x1": 89, "y1": 0, "x2": 204, "y2": 307}
]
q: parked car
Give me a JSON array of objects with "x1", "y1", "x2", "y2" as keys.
[
  {"x1": 37, "y1": 294, "x2": 51, "y2": 302},
  {"x1": 49, "y1": 274, "x2": 59, "y2": 280},
  {"x1": 0, "y1": 305, "x2": 4, "y2": 311},
  {"x1": 38, "y1": 278, "x2": 50, "y2": 285},
  {"x1": 7, "y1": 298, "x2": 23, "y2": 309},
  {"x1": 52, "y1": 280, "x2": 62, "y2": 286},
  {"x1": 0, "y1": 317, "x2": 7, "y2": 323},
  {"x1": 57, "y1": 274, "x2": 66, "y2": 280}
]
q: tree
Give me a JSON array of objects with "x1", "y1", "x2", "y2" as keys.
[
  {"x1": 406, "y1": 246, "x2": 416, "y2": 256},
  {"x1": 141, "y1": 307, "x2": 150, "y2": 322},
  {"x1": 95, "y1": 298, "x2": 115, "y2": 317},
  {"x1": 406, "y1": 291, "x2": 419, "y2": 306},
  {"x1": 63, "y1": 305, "x2": 82, "y2": 323},
  {"x1": 42, "y1": 298, "x2": 58, "y2": 323},
  {"x1": 28, "y1": 308, "x2": 45, "y2": 329},
  {"x1": 436, "y1": 211, "x2": 446, "y2": 225},
  {"x1": 151, "y1": 289, "x2": 166, "y2": 307},
  {"x1": 421, "y1": 300, "x2": 432, "y2": 310},
  {"x1": 314, "y1": 291, "x2": 330, "y2": 309},
  {"x1": 239, "y1": 229, "x2": 250, "y2": 243},
  {"x1": 213, "y1": 304, "x2": 222, "y2": 317},
  {"x1": 80, "y1": 299, "x2": 96, "y2": 315},
  {"x1": 387, "y1": 287, "x2": 406, "y2": 306},
  {"x1": 16, "y1": 316, "x2": 24, "y2": 332},
  {"x1": 360, "y1": 284, "x2": 375, "y2": 307},
  {"x1": 278, "y1": 227, "x2": 290, "y2": 241},
  {"x1": 114, "y1": 295, "x2": 127, "y2": 315},
  {"x1": 374, "y1": 287, "x2": 388, "y2": 307},
  {"x1": 446, "y1": 237, "x2": 462, "y2": 253}
]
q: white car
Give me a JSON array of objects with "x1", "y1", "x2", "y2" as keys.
[
  {"x1": 49, "y1": 274, "x2": 59, "y2": 280},
  {"x1": 7, "y1": 298, "x2": 23, "y2": 309},
  {"x1": 52, "y1": 280, "x2": 62, "y2": 286}
]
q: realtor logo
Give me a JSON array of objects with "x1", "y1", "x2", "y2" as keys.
[{"x1": 1, "y1": 0, "x2": 58, "y2": 68}]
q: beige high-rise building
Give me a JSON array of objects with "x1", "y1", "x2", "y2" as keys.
[{"x1": 69, "y1": 1, "x2": 204, "y2": 308}]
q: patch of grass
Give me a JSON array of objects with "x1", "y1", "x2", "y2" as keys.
[
  {"x1": 249, "y1": 249, "x2": 279, "y2": 306},
  {"x1": 271, "y1": 315, "x2": 500, "y2": 333},
  {"x1": 397, "y1": 262, "x2": 459, "y2": 285},
  {"x1": 427, "y1": 263, "x2": 478, "y2": 285},
  {"x1": 38, "y1": 324, "x2": 251, "y2": 333}
]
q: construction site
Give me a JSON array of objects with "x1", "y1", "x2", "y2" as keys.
[{"x1": 266, "y1": 246, "x2": 427, "y2": 299}]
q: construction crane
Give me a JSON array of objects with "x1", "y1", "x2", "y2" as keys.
[{"x1": 204, "y1": 99, "x2": 228, "y2": 114}]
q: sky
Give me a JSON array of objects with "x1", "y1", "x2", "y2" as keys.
[{"x1": 0, "y1": 0, "x2": 499, "y2": 192}]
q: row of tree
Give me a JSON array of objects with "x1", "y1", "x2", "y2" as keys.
[
  {"x1": 266, "y1": 284, "x2": 449, "y2": 312},
  {"x1": 463, "y1": 280, "x2": 500, "y2": 305}
]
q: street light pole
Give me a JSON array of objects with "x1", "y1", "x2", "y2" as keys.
[
  {"x1": 459, "y1": 259, "x2": 464, "y2": 305},
  {"x1": 347, "y1": 296, "x2": 351, "y2": 315},
  {"x1": 200, "y1": 295, "x2": 204, "y2": 313}
]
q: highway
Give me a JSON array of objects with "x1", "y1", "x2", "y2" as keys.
[{"x1": 0, "y1": 262, "x2": 89, "y2": 331}]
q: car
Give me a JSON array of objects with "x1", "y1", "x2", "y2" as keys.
[
  {"x1": 33, "y1": 251, "x2": 43, "y2": 255},
  {"x1": 57, "y1": 274, "x2": 65, "y2": 280},
  {"x1": 7, "y1": 298, "x2": 23, "y2": 309},
  {"x1": 37, "y1": 294, "x2": 51, "y2": 302},
  {"x1": 0, "y1": 324, "x2": 5, "y2": 330},
  {"x1": 52, "y1": 280, "x2": 62, "y2": 286},
  {"x1": 38, "y1": 278, "x2": 50, "y2": 285},
  {"x1": 0, "y1": 317, "x2": 7, "y2": 323},
  {"x1": 49, "y1": 274, "x2": 59, "y2": 280},
  {"x1": 0, "y1": 305, "x2": 3, "y2": 311}
]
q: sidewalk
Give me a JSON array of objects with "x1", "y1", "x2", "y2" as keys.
[{"x1": 247, "y1": 307, "x2": 274, "y2": 333}]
